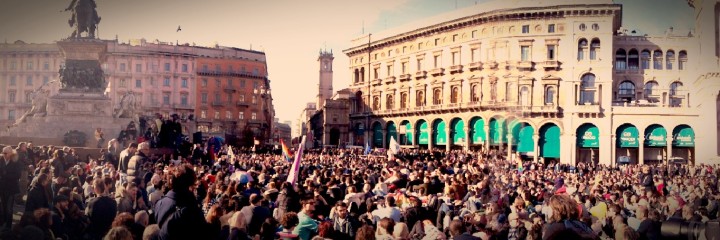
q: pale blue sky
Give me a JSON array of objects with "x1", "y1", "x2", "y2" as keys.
[{"x1": 0, "y1": 0, "x2": 695, "y2": 123}]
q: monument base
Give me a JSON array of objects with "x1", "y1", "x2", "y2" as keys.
[{"x1": 1, "y1": 93, "x2": 131, "y2": 148}]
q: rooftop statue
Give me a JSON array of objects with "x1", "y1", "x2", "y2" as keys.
[{"x1": 65, "y1": 0, "x2": 101, "y2": 39}]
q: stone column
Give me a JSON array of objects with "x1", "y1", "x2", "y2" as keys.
[
  {"x1": 666, "y1": 138, "x2": 673, "y2": 162},
  {"x1": 611, "y1": 135, "x2": 617, "y2": 168},
  {"x1": 484, "y1": 124, "x2": 491, "y2": 152},
  {"x1": 349, "y1": 132, "x2": 354, "y2": 145},
  {"x1": 428, "y1": 125, "x2": 434, "y2": 150},
  {"x1": 381, "y1": 130, "x2": 386, "y2": 149},
  {"x1": 506, "y1": 134, "x2": 513, "y2": 160},
  {"x1": 446, "y1": 124, "x2": 451, "y2": 152},
  {"x1": 533, "y1": 134, "x2": 540, "y2": 163},
  {"x1": 464, "y1": 125, "x2": 471, "y2": 151},
  {"x1": 639, "y1": 136, "x2": 645, "y2": 165}
]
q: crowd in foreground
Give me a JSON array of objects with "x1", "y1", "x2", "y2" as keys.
[{"x1": 0, "y1": 140, "x2": 718, "y2": 240}]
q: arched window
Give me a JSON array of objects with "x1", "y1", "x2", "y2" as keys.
[
  {"x1": 400, "y1": 92, "x2": 408, "y2": 109},
  {"x1": 580, "y1": 73, "x2": 596, "y2": 104},
  {"x1": 355, "y1": 91, "x2": 363, "y2": 112},
  {"x1": 628, "y1": 49, "x2": 639, "y2": 69},
  {"x1": 416, "y1": 91, "x2": 425, "y2": 107},
  {"x1": 644, "y1": 81, "x2": 659, "y2": 102},
  {"x1": 590, "y1": 39, "x2": 600, "y2": 60},
  {"x1": 360, "y1": 67, "x2": 365, "y2": 82},
  {"x1": 519, "y1": 86, "x2": 530, "y2": 106},
  {"x1": 615, "y1": 49, "x2": 627, "y2": 70},
  {"x1": 386, "y1": 94, "x2": 394, "y2": 110},
  {"x1": 666, "y1": 50, "x2": 675, "y2": 70},
  {"x1": 354, "y1": 69, "x2": 359, "y2": 83},
  {"x1": 670, "y1": 81, "x2": 684, "y2": 107},
  {"x1": 545, "y1": 86, "x2": 556, "y2": 105},
  {"x1": 578, "y1": 39, "x2": 588, "y2": 60},
  {"x1": 641, "y1": 50, "x2": 651, "y2": 69},
  {"x1": 433, "y1": 88, "x2": 442, "y2": 105},
  {"x1": 653, "y1": 50, "x2": 663, "y2": 70},
  {"x1": 678, "y1": 51, "x2": 687, "y2": 70},
  {"x1": 372, "y1": 96, "x2": 380, "y2": 110},
  {"x1": 450, "y1": 86, "x2": 459, "y2": 104},
  {"x1": 618, "y1": 80, "x2": 635, "y2": 101},
  {"x1": 471, "y1": 84, "x2": 480, "y2": 102}
]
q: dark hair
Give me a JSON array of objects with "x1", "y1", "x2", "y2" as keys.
[
  {"x1": 170, "y1": 164, "x2": 197, "y2": 191},
  {"x1": 449, "y1": 219, "x2": 466, "y2": 237},
  {"x1": 280, "y1": 212, "x2": 299, "y2": 229}
]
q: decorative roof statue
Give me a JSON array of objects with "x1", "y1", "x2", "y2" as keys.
[{"x1": 65, "y1": 0, "x2": 101, "y2": 39}]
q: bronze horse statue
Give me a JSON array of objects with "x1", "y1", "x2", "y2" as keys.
[{"x1": 65, "y1": 0, "x2": 101, "y2": 38}]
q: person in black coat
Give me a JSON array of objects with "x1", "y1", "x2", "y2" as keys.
[
  {"x1": 85, "y1": 178, "x2": 118, "y2": 240},
  {"x1": 153, "y1": 164, "x2": 208, "y2": 240},
  {"x1": 0, "y1": 146, "x2": 22, "y2": 229},
  {"x1": 25, "y1": 173, "x2": 52, "y2": 214}
]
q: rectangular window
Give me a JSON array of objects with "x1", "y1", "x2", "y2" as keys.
[
  {"x1": 43, "y1": 62, "x2": 49, "y2": 70},
  {"x1": 239, "y1": 95, "x2": 245, "y2": 102},
  {"x1": 433, "y1": 55, "x2": 440, "y2": 68},
  {"x1": 201, "y1": 93, "x2": 208, "y2": 104},
  {"x1": 26, "y1": 61, "x2": 33, "y2": 70},
  {"x1": 373, "y1": 68, "x2": 379, "y2": 79},
  {"x1": 522, "y1": 25, "x2": 530, "y2": 34},
  {"x1": 163, "y1": 78, "x2": 170, "y2": 86},
  {"x1": 8, "y1": 91, "x2": 16, "y2": 103},
  {"x1": 471, "y1": 48, "x2": 479, "y2": 62},
  {"x1": 9, "y1": 61, "x2": 16, "y2": 70},
  {"x1": 547, "y1": 45, "x2": 556, "y2": 60},
  {"x1": 226, "y1": 111, "x2": 231, "y2": 119},
  {"x1": 136, "y1": 64, "x2": 142, "y2": 73},
  {"x1": 252, "y1": 112, "x2": 257, "y2": 120},
  {"x1": 215, "y1": 93, "x2": 221, "y2": 103},
  {"x1": 26, "y1": 76, "x2": 32, "y2": 86},
  {"x1": 119, "y1": 79, "x2": 127, "y2": 88},
  {"x1": 253, "y1": 81, "x2": 259, "y2": 89},
  {"x1": 452, "y1": 51, "x2": 460, "y2": 65},
  {"x1": 202, "y1": 64, "x2": 208, "y2": 72},
  {"x1": 150, "y1": 78, "x2": 156, "y2": 86},
  {"x1": 417, "y1": 59, "x2": 422, "y2": 70},
  {"x1": 43, "y1": 76, "x2": 49, "y2": 84},
  {"x1": 201, "y1": 78, "x2": 208, "y2": 87},
  {"x1": 135, "y1": 79, "x2": 142, "y2": 88},
  {"x1": 214, "y1": 111, "x2": 220, "y2": 119},
  {"x1": 240, "y1": 79, "x2": 246, "y2": 88},
  {"x1": 253, "y1": 68, "x2": 259, "y2": 76},
  {"x1": 435, "y1": 38, "x2": 440, "y2": 46},
  {"x1": 181, "y1": 78, "x2": 188, "y2": 88},
  {"x1": 182, "y1": 64, "x2": 188, "y2": 73},
  {"x1": 401, "y1": 62, "x2": 407, "y2": 74},
  {"x1": 200, "y1": 110, "x2": 207, "y2": 119},
  {"x1": 227, "y1": 79, "x2": 232, "y2": 86},
  {"x1": 252, "y1": 95, "x2": 257, "y2": 103},
  {"x1": 387, "y1": 65, "x2": 392, "y2": 76},
  {"x1": 452, "y1": 34, "x2": 458, "y2": 42},
  {"x1": 8, "y1": 110, "x2": 15, "y2": 120},
  {"x1": 163, "y1": 93, "x2": 170, "y2": 105},
  {"x1": 521, "y1": 46, "x2": 530, "y2": 61},
  {"x1": 164, "y1": 63, "x2": 171, "y2": 72},
  {"x1": 239, "y1": 112, "x2": 244, "y2": 119},
  {"x1": 472, "y1": 30, "x2": 477, "y2": 38},
  {"x1": 25, "y1": 91, "x2": 31, "y2": 103},
  {"x1": 119, "y1": 63, "x2": 126, "y2": 72},
  {"x1": 180, "y1": 94, "x2": 188, "y2": 105},
  {"x1": 548, "y1": 24, "x2": 555, "y2": 33}
]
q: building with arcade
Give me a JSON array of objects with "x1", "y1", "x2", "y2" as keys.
[{"x1": 343, "y1": 0, "x2": 720, "y2": 165}]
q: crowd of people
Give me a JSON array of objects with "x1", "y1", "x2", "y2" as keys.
[{"x1": 0, "y1": 139, "x2": 717, "y2": 240}]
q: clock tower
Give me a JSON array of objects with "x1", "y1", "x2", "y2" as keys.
[{"x1": 317, "y1": 49, "x2": 334, "y2": 109}]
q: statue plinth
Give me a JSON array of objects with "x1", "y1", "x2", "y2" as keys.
[
  {"x1": 47, "y1": 92, "x2": 112, "y2": 117},
  {"x1": 57, "y1": 39, "x2": 107, "y2": 61}
]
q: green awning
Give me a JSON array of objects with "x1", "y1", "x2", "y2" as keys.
[
  {"x1": 451, "y1": 119, "x2": 465, "y2": 145},
  {"x1": 386, "y1": 122, "x2": 397, "y2": 147},
  {"x1": 470, "y1": 118, "x2": 486, "y2": 144},
  {"x1": 672, "y1": 125, "x2": 694, "y2": 147},
  {"x1": 577, "y1": 124, "x2": 599, "y2": 148},
  {"x1": 540, "y1": 124, "x2": 561, "y2": 158},
  {"x1": 489, "y1": 118, "x2": 506, "y2": 145},
  {"x1": 373, "y1": 123, "x2": 383, "y2": 147},
  {"x1": 418, "y1": 121, "x2": 429, "y2": 144},
  {"x1": 644, "y1": 125, "x2": 667, "y2": 147},
  {"x1": 433, "y1": 120, "x2": 447, "y2": 145},
  {"x1": 517, "y1": 124, "x2": 535, "y2": 153},
  {"x1": 405, "y1": 122, "x2": 413, "y2": 145},
  {"x1": 617, "y1": 125, "x2": 639, "y2": 148},
  {"x1": 508, "y1": 120, "x2": 522, "y2": 146}
]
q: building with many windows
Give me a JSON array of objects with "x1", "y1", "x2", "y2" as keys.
[
  {"x1": 343, "y1": 0, "x2": 720, "y2": 165},
  {"x1": 194, "y1": 49, "x2": 273, "y2": 146}
]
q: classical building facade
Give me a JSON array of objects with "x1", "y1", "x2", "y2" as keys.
[
  {"x1": 272, "y1": 119, "x2": 292, "y2": 147},
  {"x1": 194, "y1": 48, "x2": 273, "y2": 146},
  {"x1": 308, "y1": 89, "x2": 353, "y2": 148},
  {"x1": 343, "y1": 0, "x2": 720, "y2": 165}
]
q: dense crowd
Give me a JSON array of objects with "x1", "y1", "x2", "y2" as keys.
[{"x1": 0, "y1": 139, "x2": 718, "y2": 240}]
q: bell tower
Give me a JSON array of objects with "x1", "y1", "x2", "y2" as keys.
[{"x1": 316, "y1": 49, "x2": 334, "y2": 109}]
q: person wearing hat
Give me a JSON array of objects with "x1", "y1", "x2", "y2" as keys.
[{"x1": 0, "y1": 146, "x2": 22, "y2": 229}]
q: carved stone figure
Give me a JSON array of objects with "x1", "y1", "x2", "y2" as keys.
[
  {"x1": 115, "y1": 91, "x2": 137, "y2": 118},
  {"x1": 65, "y1": 0, "x2": 101, "y2": 39}
]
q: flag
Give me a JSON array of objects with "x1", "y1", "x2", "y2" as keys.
[
  {"x1": 387, "y1": 136, "x2": 400, "y2": 158},
  {"x1": 517, "y1": 158, "x2": 524, "y2": 174},
  {"x1": 280, "y1": 139, "x2": 292, "y2": 162},
  {"x1": 287, "y1": 136, "x2": 305, "y2": 186},
  {"x1": 364, "y1": 141, "x2": 371, "y2": 155}
]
